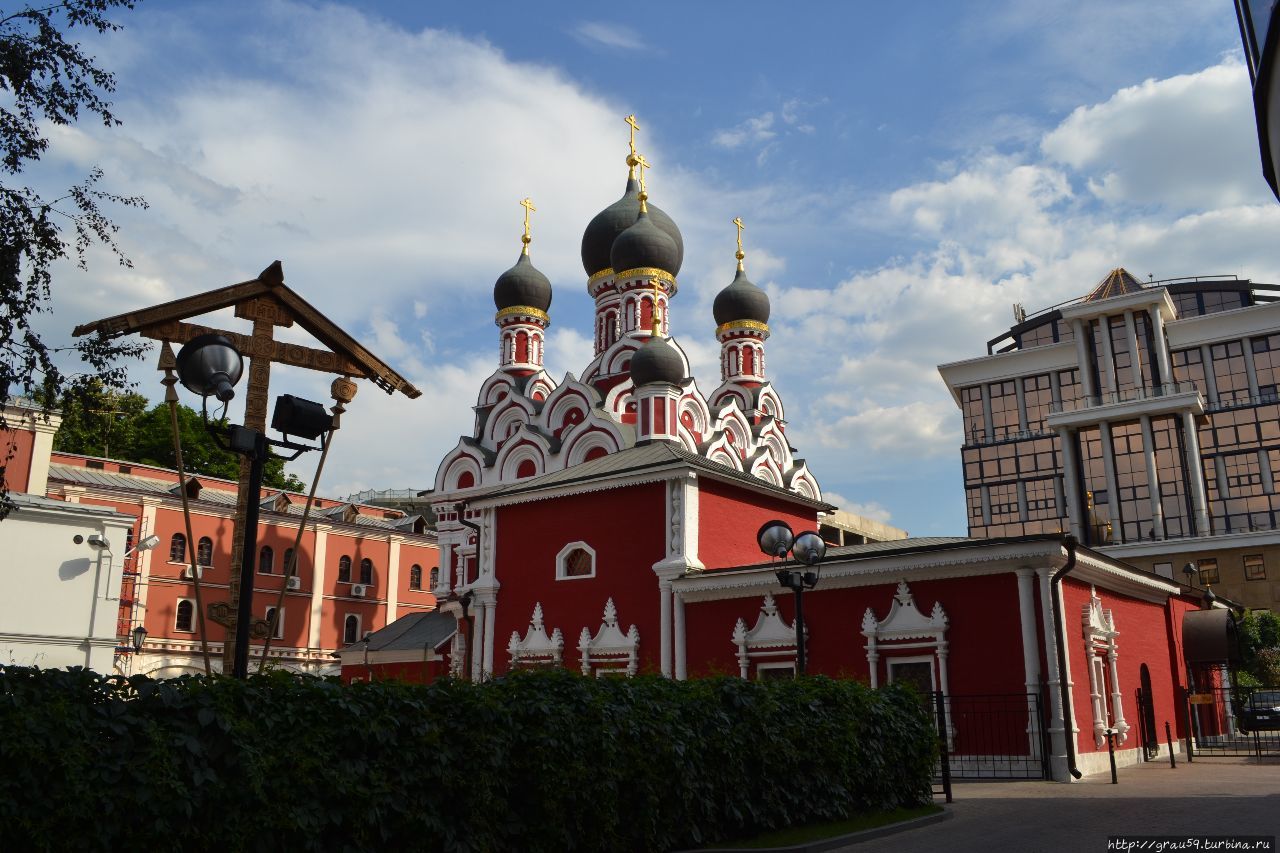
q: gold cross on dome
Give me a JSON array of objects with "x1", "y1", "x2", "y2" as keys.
[
  {"x1": 634, "y1": 152, "x2": 651, "y2": 193},
  {"x1": 519, "y1": 197, "x2": 536, "y2": 252},
  {"x1": 625, "y1": 114, "x2": 640, "y2": 159},
  {"x1": 733, "y1": 217, "x2": 745, "y2": 255}
]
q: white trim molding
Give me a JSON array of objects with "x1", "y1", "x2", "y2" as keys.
[
  {"x1": 556, "y1": 541, "x2": 597, "y2": 580},
  {"x1": 508, "y1": 602, "x2": 563, "y2": 668},
  {"x1": 1082, "y1": 586, "x2": 1130, "y2": 747},
  {"x1": 578, "y1": 598, "x2": 639, "y2": 676},
  {"x1": 731, "y1": 592, "x2": 799, "y2": 678},
  {"x1": 861, "y1": 580, "x2": 950, "y2": 696}
]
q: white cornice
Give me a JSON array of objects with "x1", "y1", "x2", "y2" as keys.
[
  {"x1": 1045, "y1": 388, "x2": 1203, "y2": 429},
  {"x1": 937, "y1": 342, "x2": 1078, "y2": 405},
  {"x1": 1165, "y1": 300, "x2": 1280, "y2": 350},
  {"x1": 1059, "y1": 288, "x2": 1176, "y2": 324}
]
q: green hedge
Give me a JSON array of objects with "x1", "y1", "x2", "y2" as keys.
[{"x1": 0, "y1": 667, "x2": 936, "y2": 852}]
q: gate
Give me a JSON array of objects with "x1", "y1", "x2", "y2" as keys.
[
  {"x1": 1186, "y1": 684, "x2": 1280, "y2": 758},
  {"x1": 928, "y1": 692, "x2": 1050, "y2": 780}
]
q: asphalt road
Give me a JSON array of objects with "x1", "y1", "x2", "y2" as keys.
[{"x1": 845, "y1": 757, "x2": 1280, "y2": 853}]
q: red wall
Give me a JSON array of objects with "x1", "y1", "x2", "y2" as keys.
[
  {"x1": 697, "y1": 478, "x2": 818, "y2": 570},
  {"x1": 2, "y1": 426, "x2": 35, "y2": 493},
  {"x1": 1060, "y1": 578, "x2": 1181, "y2": 755},
  {"x1": 493, "y1": 482, "x2": 666, "y2": 675}
]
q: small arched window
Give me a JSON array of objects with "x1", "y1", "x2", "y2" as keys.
[
  {"x1": 429, "y1": 566, "x2": 440, "y2": 590},
  {"x1": 516, "y1": 459, "x2": 536, "y2": 479},
  {"x1": 409, "y1": 565, "x2": 422, "y2": 590},
  {"x1": 456, "y1": 470, "x2": 475, "y2": 489},
  {"x1": 175, "y1": 599, "x2": 194, "y2": 632},
  {"x1": 359, "y1": 558, "x2": 373, "y2": 585},
  {"x1": 258, "y1": 545, "x2": 274, "y2": 574},
  {"x1": 338, "y1": 556, "x2": 352, "y2": 583},
  {"x1": 169, "y1": 533, "x2": 186, "y2": 563},
  {"x1": 197, "y1": 537, "x2": 213, "y2": 567},
  {"x1": 343, "y1": 614, "x2": 360, "y2": 645}
]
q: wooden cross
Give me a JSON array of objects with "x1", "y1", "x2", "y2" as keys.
[
  {"x1": 519, "y1": 197, "x2": 536, "y2": 249},
  {"x1": 625, "y1": 114, "x2": 640, "y2": 158},
  {"x1": 733, "y1": 217, "x2": 745, "y2": 256}
]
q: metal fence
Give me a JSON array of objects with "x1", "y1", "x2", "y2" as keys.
[
  {"x1": 928, "y1": 692, "x2": 1050, "y2": 781},
  {"x1": 1185, "y1": 685, "x2": 1280, "y2": 759}
]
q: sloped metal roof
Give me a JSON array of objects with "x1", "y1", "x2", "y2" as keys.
[{"x1": 344, "y1": 610, "x2": 456, "y2": 653}]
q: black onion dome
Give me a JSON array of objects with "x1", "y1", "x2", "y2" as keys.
[
  {"x1": 610, "y1": 209, "x2": 679, "y2": 277},
  {"x1": 713, "y1": 266, "x2": 770, "y2": 326},
  {"x1": 630, "y1": 336, "x2": 685, "y2": 386},
  {"x1": 581, "y1": 176, "x2": 684, "y2": 277},
  {"x1": 493, "y1": 252, "x2": 552, "y2": 312}
]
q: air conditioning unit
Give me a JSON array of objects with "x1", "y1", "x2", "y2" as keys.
[
  {"x1": 286, "y1": 576, "x2": 302, "y2": 591},
  {"x1": 182, "y1": 566, "x2": 203, "y2": 580},
  {"x1": 351, "y1": 584, "x2": 367, "y2": 598}
]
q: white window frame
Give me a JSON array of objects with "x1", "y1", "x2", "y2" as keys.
[
  {"x1": 174, "y1": 598, "x2": 196, "y2": 633},
  {"x1": 265, "y1": 606, "x2": 285, "y2": 640},
  {"x1": 755, "y1": 661, "x2": 797, "y2": 680},
  {"x1": 886, "y1": 655, "x2": 938, "y2": 691},
  {"x1": 556, "y1": 541, "x2": 596, "y2": 581}
]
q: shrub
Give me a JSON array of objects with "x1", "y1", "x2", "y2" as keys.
[{"x1": 0, "y1": 667, "x2": 936, "y2": 852}]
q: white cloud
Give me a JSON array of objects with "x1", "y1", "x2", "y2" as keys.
[
  {"x1": 713, "y1": 112, "x2": 777, "y2": 149},
  {"x1": 569, "y1": 21, "x2": 647, "y2": 51},
  {"x1": 821, "y1": 492, "x2": 894, "y2": 525}
]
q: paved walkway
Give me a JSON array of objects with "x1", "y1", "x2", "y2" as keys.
[{"x1": 843, "y1": 757, "x2": 1279, "y2": 853}]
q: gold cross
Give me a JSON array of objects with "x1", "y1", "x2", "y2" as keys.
[
  {"x1": 519, "y1": 197, "x2": 536, "y2": 251},
  {"x1": 634, "y1": 153, "x2": 651, "y2": 194},
  {"x1": 625, "y1": 114, "x2": 640, "y2": 159},
  {"x1": 733, "y1": 217, "x2": 745, "y2": 256}
]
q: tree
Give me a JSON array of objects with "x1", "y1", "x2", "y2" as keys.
[
  {"x1": 1239, "y1": 610, "x2": 1280, "y2": 685},
  {"x1": 1, "y1": 0, "x2": 148, "y2": 514}
]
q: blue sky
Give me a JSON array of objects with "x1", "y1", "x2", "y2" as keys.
[{"x1": 31, "y1": 0, "x2": 1280, "y2": 535}]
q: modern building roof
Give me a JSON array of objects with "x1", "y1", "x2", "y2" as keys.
[
  {"x1": 1084, "y1": 268, "x2": 1146, "y2": 302},
  {"x1": 343, "y1": 609, "x2": 456, "y2": 654}
]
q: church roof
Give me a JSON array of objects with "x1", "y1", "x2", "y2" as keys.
[
  {"x1": 464, "y1": 442, "x2": 833, "y2": 511},
  {"x1": 1084, "y1": 268, "x2": 1146, "y2": 302},
  {"x1": 343, "y1": 610, "x2": 457, "y2": 653}
]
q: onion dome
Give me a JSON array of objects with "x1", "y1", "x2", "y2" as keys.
[
  {"x1": 630, "y1": 335, "x2": 685, "y2": 386},
  {"x1": 581, "y1": 176, "x2": 684, "y2": 277},
  {"x1": 610, "y1": 206, "x2": 679, "y2": 278},
  {"x1": 713, "y1": 265, "x2": 770, "y2": 327},
  {"x1": 493, "y1": 252, "x2": 552, "y2": 313}
]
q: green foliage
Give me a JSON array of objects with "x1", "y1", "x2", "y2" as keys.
[
  {"x1": 1239, "y1": 610, "x2": 1280, "y2": 684},
  {"x1": 46, "y1": 382, "x2": 306, "y2": 491},
  {"x1": 0, "y1": 667, "x2": 937, "y2": 852},
  {"x1": 1, "y1": 1, "x2": 148, "y2": 514}
]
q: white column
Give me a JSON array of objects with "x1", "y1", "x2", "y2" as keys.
[
  {"x1": 1072, "y1": 319, "x2": 1096, "y2": 399},
  {"x1": 308, "y1": 524, "x2": 329, "y2": 651},
  {"x1": 1123, "y1": 311, "x2": 1143, "y2": 390},
  {"x1": 1099, "y1": 319, "x2": 1117, "y2": 396},
  {"x1": 1106, "y1": 643, "x2": 1129, "y2": 741},
  {"x1": 1038, "y1": 566, "x2": 1078, "y2": 782},
  {"x1": 386, "y1": 535, "x2": 402, "y2": 623},
  {"x1": 471, "y1": 602, "x2": 487, "y2": 681},
  {"x1": 1149, "y1": 306, "x2": 1173, "y2": 388},
  {"x1": 658, "y1": 578, "x2": 673, "y2": 678},
  {"x1": 866, "y1": 636, "x2": 879, "y2": 688},
  {"x1": 1200, "y1": 344, "x2": 1219, "y2": 401},
  {"x1": 673, "y1": 591, "x2": 687, "y2": 680},
  {"x1": 1015, "y1": 378, "x2": 1028, "y2": 433},
  {"x1": 1182, "y1": 410, "x2": 1211, "y2": 534},
  {"x1": 135, "y1": 501, "x2": 159, "y2": 624},
  {"x1": 483, "y1": 597, "x2": 497, "y2": 678},
  {"x1": 1098, "y1": 421, "x2": 1122, "y2": 543},
  {"x1": 1057, "y1": 428, "x2": 1084, "y2": 541},
  {"x1": 1016, "y1": 568, "x2": 1042, "y2": 757},
  {"x1": 1244, "y1": 337, "x2": 1260, "y2": 400},
  {"x1": 1140, "y1": 416, "x2": 1164, "y2": 540},
  {"x1": 26, "y1": 414, "x2": 61, "y2": 495}
]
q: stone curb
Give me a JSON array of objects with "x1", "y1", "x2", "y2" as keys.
[{"x1": 689, "y1": 806, "x2": 953, "y2": 853}]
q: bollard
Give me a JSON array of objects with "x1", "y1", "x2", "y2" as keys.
[
  {"x1": 1107, "y1": 729, "x2": 1118, "y2": 784},
  {"x1": 1165, "y1": 721, "x2": 1176, "y2": 768}
]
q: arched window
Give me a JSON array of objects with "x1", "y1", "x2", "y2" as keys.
[
  {"x1": 359, "y1": 558, "x2": 373, "y2": 585},
  {"x1": 258, "y1": 545, "x2": 274, "y2": 574},
  {"x1": 516, "y1": 459, "x2": 536, "y2": 479},
  {"x1": 743, "y1": 346, "x2": 755, "y2": 375},
  {"x1": 283, "y1": 547, "x2": 296, "y2": 574},
  {"x1": 516, "y1": 330, "x2": 529, "y2": 363},
  {"x1": 343, "y1": 614, "x2": 360, "y2": 645},
  {"x1": 429, "y1": 566, "x2": 440, "y2": 590},
  {"x1": 338, "y1": 556, "x2": 352, "y2": 583},
  {"x1": 197, "y1": 537, "x2": 213, "y2": 567},
  {"x1": 169, "y1": 533, "x2": 186, "y2": 563},
  {"x1": 456, "y1": 470, "x2": 475, "y2": 489},
  {"x1": 409, "y1": 565, "x2": 422, "y2": 590},
  {"x1": 175, "y1": 599, "x2": 194, "y2": 632}
]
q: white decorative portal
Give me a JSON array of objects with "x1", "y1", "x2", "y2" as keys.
[
  {"x1": 732, "y1": 593, "x2": 801, "y2": 679},
  {"x1": 1081, "y1": 587, "x2": 1129, "y2": 747},
  {"x1": 508, "y1": 603, "x2": 563, "y2": 668},
  {"x1": 578, "y1": 598, "x2": 640, "y2": 677},
  {"x1": 861, "y1": 581, "x2": 950, "y2": 696}
]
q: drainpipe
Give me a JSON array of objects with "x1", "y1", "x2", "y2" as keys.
[{"x1": 1051, "y1": 534, "x2": 1084, "y2": 780}]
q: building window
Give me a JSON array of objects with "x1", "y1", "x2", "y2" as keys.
[
  {"x1": 756, "y1": 662, "x2": 796, "y2": 680},
  {"x1": 343, "y1": 614, "x2": 361, "y2": 646},
  {"x1": 359, "y1": 558, "x2": 373, "y2": 585},
  {"x1": 556, "y1": 542, "x2": 596, "y2": 580},
  {"x1": 265, "y1": 606, "x2": 284, "y2": 640},
  {"x1": 169, "y1": 533, "x2": 186, "y2": 563},
  {"x1": 196, "y1": 537, "x2": 213, "y2": 567},
  {"x1": 283, "y1": 547, "x2": 296, "y2": 574},
  {"x1": 987, "y1": 380, "x2": 1019, "y2": 440},
  {"x1": 409, "y1": 565, "x2": 422, "y2": 590},
  {"x1": 1198, "y1": 559, "x2": 1220, "y2": 586},
  {"x1": 175, "y1": 599, "x2": 195, "y2": 633},
  {"x1": 338, "y1": 555, "x2": 352, "y2": 583},
  {"x1": 258, "y1": 545, "x2": 274, "y2": 574},
  {"x1": 429, "y1": 566, "x2": 440, "y2": 590},
  {"x1": 1244, "y1": 554, "x2": 1267, "y2": 581}
]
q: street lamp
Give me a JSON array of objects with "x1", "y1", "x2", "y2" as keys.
[
  {"x1": 131, "y1": 625, "x2": 148, "y2": 653},
  {"x1": 174, "y1": 335, "x2": 334, "y2": 679},
  {"x1": 756, "y1": 519, "x2": 826, "y2": 675}
]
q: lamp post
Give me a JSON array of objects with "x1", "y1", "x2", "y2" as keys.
[
  {"x1": 131, "y1": 625, "x2": 148, "y2": 653},
  {"x1": 173, "y1": 334, "x2": 333, "y2": 679},
  {"x1": 756, "y1": 519, "x2": 826, "y2": 675}
]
